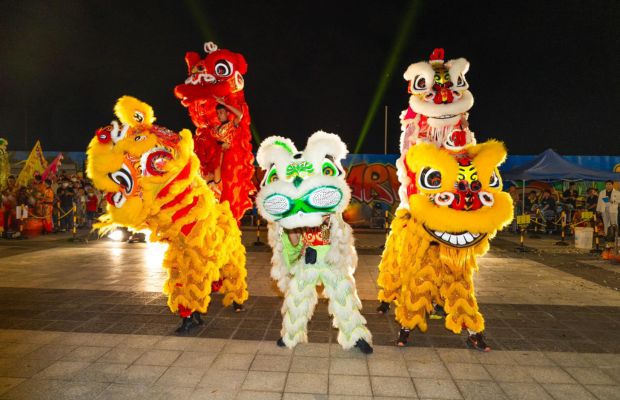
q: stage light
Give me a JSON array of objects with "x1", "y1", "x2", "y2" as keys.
[
  {"x1": 354, "y1": 0, "x2": 421, "y2": 153},
  {"x1": 108, "y1": 229, "x2": 125, "y2": 241}
]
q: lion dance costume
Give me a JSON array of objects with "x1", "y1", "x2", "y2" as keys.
[
  {"x1": 377, "y1": 49, "x2": 513, "y2": 351},
  {"x1": 256, "y1": 131, "x2": 373, "y2": 353},
  {"x1": 174, "y1": 42, "x2": 255, "y2": 223},
  {"x1": 87, "y1": 96, "x2": 248, "y2": 334}
]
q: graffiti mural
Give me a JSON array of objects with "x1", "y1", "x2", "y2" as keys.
[{"x1": 343, "y1": 159, "x2": 399, "y2": 227}]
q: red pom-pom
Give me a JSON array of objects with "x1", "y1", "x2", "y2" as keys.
[
  {"x1": 96, "y1": 126, "x2": 112, "y2": 144},
  {"x1": 429, "y1": 48, "x2": 445, "y2": 63}
]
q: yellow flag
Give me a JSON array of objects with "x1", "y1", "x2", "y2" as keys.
[{"x1": 16, "y1": 140, "x2": 48, "y2": 187}]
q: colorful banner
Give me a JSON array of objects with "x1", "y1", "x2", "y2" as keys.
[
  {"x1": 15, "y1": 140, "x2": 48, "y2": 187},
  {"x1": 41, "y1": 153, "x2": 64, "y2": 180}
]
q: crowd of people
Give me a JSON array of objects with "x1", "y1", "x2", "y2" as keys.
[
  {"x1": 508, "y1": 181, "x2": 620, "y2": 239},
  {"x1": 1, "y1": 171, "x2": 104, "y2": 238}
]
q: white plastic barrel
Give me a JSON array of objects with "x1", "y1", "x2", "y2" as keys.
[{"x1": 574, "y1": 227, "x2": 593, "y2": 249}]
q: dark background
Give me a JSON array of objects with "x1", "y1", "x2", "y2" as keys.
[{"x1": 0, "y1": 0, "x2": 618, "y2": 155}]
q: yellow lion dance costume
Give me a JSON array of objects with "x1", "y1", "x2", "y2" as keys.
[
  {"x1": 86, "y1": 96, "x2": 248, "y2": 334},
  {"x1": 377, "y1": 141, "x2": 513, "y2": 350}
]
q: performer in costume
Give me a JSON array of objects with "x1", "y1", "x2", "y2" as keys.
[
  {"x1": 0, "y1": 139, "x2": 9, "y2": 192},
  {"x1": 395, "y1": 48, "x2": 477, "y2": 209},
  {"x1": 256, "y1": 131, "x2": 373, "y2": 354},
  {"x1": 377, "y1": 49, "x2": 513, "y2": 351},
  {"x1": 87, "y1": 96, "x2": 248, "y2": 334},
  {"x1": 174, "y1": 42, "x2": 255, "y2": 223}
]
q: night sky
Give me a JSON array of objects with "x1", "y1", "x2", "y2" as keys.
[{"x1": 0, "y1": 0, "x2": 618, "y2": 155}]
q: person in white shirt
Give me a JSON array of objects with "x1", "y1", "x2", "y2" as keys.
[{"x1": 597, "y1": 180, "x2": 620, "y2": 238}]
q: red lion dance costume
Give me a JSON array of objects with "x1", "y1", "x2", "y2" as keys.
[{"x1": 174, "y1": 42, "x2": 255, "y2": 223}]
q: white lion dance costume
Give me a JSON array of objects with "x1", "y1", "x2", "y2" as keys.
[
  {"x1": 256, "y1": 131, "x2": 373, "y2": 353},
  {"x1": 377, "y1": 49, "x2": 513, "y2": 351}
]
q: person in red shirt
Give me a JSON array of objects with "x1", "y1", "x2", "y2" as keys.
[{"x1": 85, "y1": 186, "x2": 99, "y2": 229}]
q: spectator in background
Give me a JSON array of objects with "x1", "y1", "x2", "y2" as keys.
[
  {"x1": 586, "y1": 188, "x2": 598, "y2": 213},
  {"x1": 562, "y1": 182, "x2": 578, "y2": 217},
  {"x1": 539, "y1": 189, "x2": 556, "y2": 231},
  {"x1": 597, "y1": 180, "x2": 620, "y2": 240},
  {"x1": 75, "y1": 183, "x2": 86, "y2": 227},
  {"x1": 85, "y1": 186, "x2": 99, "y2": 229},
  {"x1": 525, "y1": 191, "x2": 538, "y2": 213},
  {"x1": 56, "y1": 180, "x2": 75, "y2": 232},
  {"x1": 42, "y1": 179, "x2": 54, "y2": 233},
  {"x1": 508, "y1": 186, "x2": 520, "y2": 213},
  {"x1": 2, "y1": 175, "x2": 18, "y2": 235}
]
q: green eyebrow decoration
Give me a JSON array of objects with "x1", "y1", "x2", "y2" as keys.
[{"x1": 274, "y1": 140, "x2": 294, "y2": 155}]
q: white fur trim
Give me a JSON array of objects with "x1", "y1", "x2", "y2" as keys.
[
  {"x1": 403, "y1": 61, "x2": 435, "y2": 90},
  {"x1": 303, "y1": 130, "x2": 349, "y2": 169},
  {"x1": 256, "y1": 136, "x2": 297, "y2": 170},
  {"x1": 446, "y1": 57, "x2": 470, "y2": 91},
  {"x1": 267, "y1": 222, "x2": 290, "y2": 293}
]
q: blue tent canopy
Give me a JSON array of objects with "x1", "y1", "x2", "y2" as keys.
[{"x1": 503, "y1": 149, "x2": 620, "y2": 181}]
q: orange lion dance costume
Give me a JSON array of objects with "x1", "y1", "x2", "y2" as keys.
[{"x1": 174, "y1": 42, "x2": 255, "y2": 223}]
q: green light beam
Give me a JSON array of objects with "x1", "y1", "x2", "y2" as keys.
[
  {"x1": 184, "y1": 0, "x2": 261, "y2": 144},
  {"x1": 250, "y1": 122, "x2": 261, "y2": 145},
  {"x1": 184, "y1": 0, "x2": 217, "y2": 42},
  {"x1": 354, "y1": 0, "x2": 421, "y2": 153}
]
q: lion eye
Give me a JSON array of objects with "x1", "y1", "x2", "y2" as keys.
[
  {"x1": 263, "y1": 167, "x2": 278, "y2": 186},
  {"x1": 413, "y1": 75, "x2": 427, "y2": 91},
  {"x1": 322, "y1": 161, "x2": 339, "y2": 176},
  {"x1": 419, "y1": 167, "x2": 442, "y2": 190},
  {"x1": 214, "y1": 60, "x2": 233, "y2": 77},
  {"x1": 489, "y1": 170, "x2": 501, "y2": 188}
]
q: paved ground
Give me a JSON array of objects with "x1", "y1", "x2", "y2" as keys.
[{"x1": 0, "y1": 229, "x2": 618, "y2": 399}]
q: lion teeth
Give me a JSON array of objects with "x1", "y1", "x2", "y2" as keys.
[{"x1": 433, "y1": 230, "x2": 480, "y2": 245}]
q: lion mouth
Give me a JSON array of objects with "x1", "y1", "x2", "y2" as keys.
[
  {"x1": 184, "y1": 73, "x2": 216, "y2": 86},
  {"x1": 423, "y1": 225, "x2": 486, "y2": 247},
  {"x1": 429, "y1": 114, "x2": 456, "y2": 120}
]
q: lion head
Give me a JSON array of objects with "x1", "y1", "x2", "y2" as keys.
[
  {"x1": 405, "y1": 140, "x2": 513, "y2": 250},
  {"x1": 86, "y1": 96, "x2": 196, "y2": 229},
  {"x1": 174, "y1": 42, "x2": 248, "y2": 128},
  {"x1": 256, "y1": 131, "x2": 350, "y2": 229},
  {"x1": 403, "y1": 48, "x2": 473, "y2": 129}
]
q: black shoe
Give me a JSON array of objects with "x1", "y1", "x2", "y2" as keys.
[
  {"x1": 192, "y1": 311, "x2": 204, "y2": 326},
  {"x1": 376, "y1": 301, "x2": 390, "y2": 314},
  {"x1": 466, "y1": 332, "x2": 491, "y2": 352},
  {"x1": 430, "y1": 304, "x2": 446, "y2": 320},
  {"x1": 355, "y1": 339, "x2": 373, "y2": 354},
  {"x1": 175, "y1": 317, "x2": 196, "y2": 335},
  {"x1": 233, "y1": 302, "x2": 244, "y2": 313},
  {"x1": 397, "y1": 328, "x2": 410, "y2": 347},
  {"x1": 276, "y1": 337, "x2": 286, "y2": 347}
]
